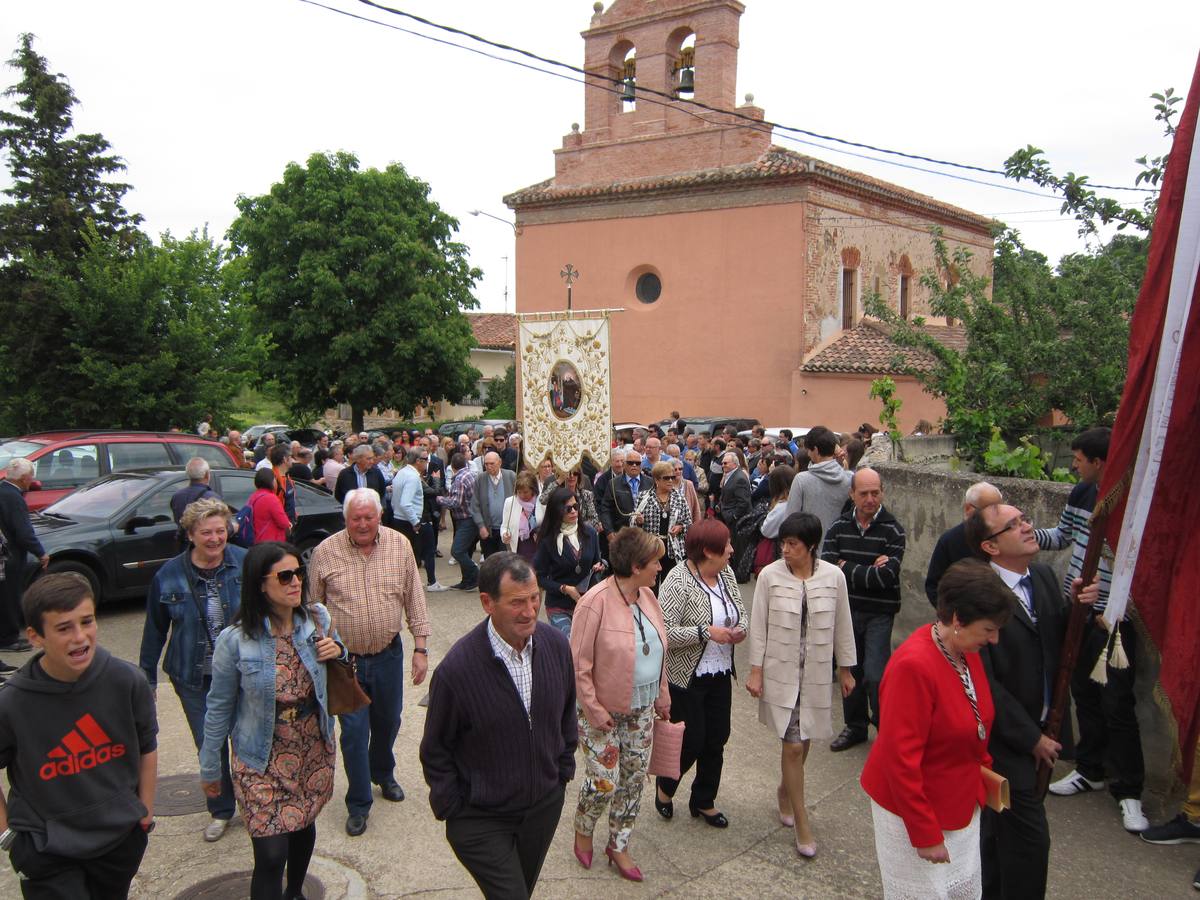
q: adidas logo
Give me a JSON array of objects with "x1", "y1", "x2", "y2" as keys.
[{"x1": 39, "y1": 713, "x2": 126, "y2": 781}]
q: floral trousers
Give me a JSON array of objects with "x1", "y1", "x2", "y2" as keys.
[{"x1": 574, "y1": 705, "x2": 655, "y2": 852}]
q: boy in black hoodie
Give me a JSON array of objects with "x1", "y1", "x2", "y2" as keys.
[{"x1": 0, "y1": 573, "x2": 158, "y2": 899}]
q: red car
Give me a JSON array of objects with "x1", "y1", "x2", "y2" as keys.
[{"x1": 0, "y1": 431, "x2": 243, "y2": 511}]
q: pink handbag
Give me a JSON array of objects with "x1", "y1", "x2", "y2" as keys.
[{"x1": 647, "y1": 719, "x2": 685, "y2": 780}]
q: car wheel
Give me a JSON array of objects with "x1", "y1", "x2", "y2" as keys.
[
  {"x1": 298, "y1": 538, "x2": 323, "y2": 568},
  {"x1": 45, "y1": 559, "x2": 103, "y2": 606}
]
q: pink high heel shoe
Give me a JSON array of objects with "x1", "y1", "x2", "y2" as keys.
[
  {"x1": 606, "y1": 845, "x2": 644, "y2": 882},
  {"x1": 795, "y1": 840, "x2": 817, "y2": 859},
  {"x1": 777, "y1": 787, "x2": 795, "y2": 828},
  {"x1": 573, "y1": 836, "x2": 593, "y2": 869}
]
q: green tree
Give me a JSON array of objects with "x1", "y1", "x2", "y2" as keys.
[
  {"x1": 229, "y1": 151, "x2": 481, "y2": 432},
  {"x1": 1046, "y1": 233, "x2": 1146, "y2": 425},
  {"x1": 865, "y1": 228, "x2": 1062, "y2": 456},
  {"x1": 0, "y1": 33, "x2": 146, "y2": 430},
  {"x1": 484, "y1": 363, "x2": 516, "y2": 419},
  {"x1": 22, "y1": 226, "x2": 260, "y2": 429}
]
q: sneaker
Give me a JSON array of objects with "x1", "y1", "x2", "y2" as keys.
[
  {"x1": 448, "y1": 557, "x2": 458, "y2": 566},
  {"x1": 1048, "y1": 769, "x2": 1105, "y2": 796},
  {"x1": 1141, "y1": 813, "x2": 1200, "y2": 845},
  {"x1": 0, "y1": 638, "x2": 32, "y2": 653},
  {"x1": 0, "y1": 661, "x2": 16, "y2": 675},
  {"x1": 426, "y1": 581, "x2": 449, "y2": 593},
  {"x1": 1119, "y1": 799, "x2": 1149, "y2": 833},
  {"x1": 203, "y1": 817, "x2": 233, "y2": 842}
]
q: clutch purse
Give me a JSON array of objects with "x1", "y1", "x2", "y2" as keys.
[
  {"x1": 647, "y1": 719, "x2": 685, "y2": 780},
  {"x1": 326, "y1": 656, "x2": 371, "y2": 716},
  {"x1": 981, "y1": 766, "x2": 1010, "y2": 812}
]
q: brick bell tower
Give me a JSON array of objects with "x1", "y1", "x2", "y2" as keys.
[{"x1": 553, "y1": 0, "x2": 771, "y2": 188}]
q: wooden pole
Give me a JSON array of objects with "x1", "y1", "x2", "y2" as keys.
[{"x1": 1035, "y1": 506, "x2": 1110, "y2": 798}]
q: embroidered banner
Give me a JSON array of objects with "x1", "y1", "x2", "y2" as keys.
[{"x1": 518, "y1": 312, "x2": 611, "y2": 472}]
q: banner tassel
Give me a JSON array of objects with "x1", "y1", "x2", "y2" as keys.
[
  {"x1": 1090, "y1": 630, "x2": 1111, "y2": 685},
  {"x1": 1108, "y1": 624, "x2": 1130, "y2": 670}
]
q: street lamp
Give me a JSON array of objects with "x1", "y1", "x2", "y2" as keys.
[{"x1": 469, "y1": 209, "x2": 519, "y2": 235}]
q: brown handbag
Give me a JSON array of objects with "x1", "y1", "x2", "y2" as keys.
[
  {"x1": 314, "y1": 608, "x2": 370, "y2": 716},
  {"x1": 325, "y1": 656, "x2": 371, "y2": 716}
]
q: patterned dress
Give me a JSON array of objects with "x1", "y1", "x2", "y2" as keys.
[{"x1": 232, "y1": 635, "x2": 335, "y2": 837}]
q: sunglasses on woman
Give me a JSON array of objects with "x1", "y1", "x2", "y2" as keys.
[{"x1": 266, "y1": 566, "x2": 306, "y2": 585}]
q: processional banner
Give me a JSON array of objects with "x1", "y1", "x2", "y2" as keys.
[{"x1": 518, "y1": 312, "x2": 612, "y2": 472}]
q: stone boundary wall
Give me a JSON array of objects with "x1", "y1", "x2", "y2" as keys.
[{"x1": 873, "y1": 461, "x2": 1179, "y2": 808}]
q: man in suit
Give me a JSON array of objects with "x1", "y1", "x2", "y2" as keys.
[
  {"x1": 967, "y1": 502, "x2": 1097, "y2": 900},
  {"x1": 924, "y1": 481, "x2": 1004, "y2": 607},
  {"x1": 0, "y1": 458, "x2": 47, "y2": 660},
  {"x1": 335, "y1": 444, "x2": 388, "y2": 509},
  {"x1": 600, "y1": 449, "x2": 650, "y2": 533},
  {"x1": 470, "y1": 452, "x2": 516, "y2": 559},
  {"x1": 716, "y1": 451, "x2": 751, "y2": 527},
  {"x1": 591, "y1": 449, "x2": 624, "y2": 556}
]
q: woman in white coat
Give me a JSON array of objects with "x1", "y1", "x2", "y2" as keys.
[
  {"x1": 500, "y1": 470, "x2": 540, "y2": 560},
  {"x1": 747, "y1": 512, "x2": 856, "y2": 858}
]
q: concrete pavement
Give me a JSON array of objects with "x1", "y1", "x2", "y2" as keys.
[{"x1": 1, "y1": 531, "x2": 1196, "y2": 898}]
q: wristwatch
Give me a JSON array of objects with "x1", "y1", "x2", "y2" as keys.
[
  {"x1": 413, "y1": 648, "x2": 428, "y2": 655},
  {"x1": 0, "y1": 828, "x2": 16, "y2": 851}
]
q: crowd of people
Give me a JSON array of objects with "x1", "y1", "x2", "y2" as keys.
[{"x1": 0, "y1": 416, "x2": 1196, "y2": 899}]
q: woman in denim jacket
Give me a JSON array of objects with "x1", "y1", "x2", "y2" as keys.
[
  {"x1": 201, "y1": 542, "x2": 346, "y2": 900},
  {"x1": 138, "y1": 496, "x2": 246, "y2": 842}
]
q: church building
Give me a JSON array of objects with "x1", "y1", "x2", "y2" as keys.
[{"x1": 505, "y1": 0, "x2": 994, "y2": 432}]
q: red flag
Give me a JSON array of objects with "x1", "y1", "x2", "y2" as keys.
[{"x1": 1098, "y1": 53, "x2": 1200, "y2": 782}]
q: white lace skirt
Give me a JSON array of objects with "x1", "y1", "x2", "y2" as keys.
[{"x1": 870, "y1": 801, "x2": 981, "y2": 900}]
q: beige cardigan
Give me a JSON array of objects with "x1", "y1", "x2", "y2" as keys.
[
  {"x1": 747, "y1": 558, "x2": 856, "y2": 740},
  {"x1": 570, "y1": 577, "x2": 670, "y2": 729}
]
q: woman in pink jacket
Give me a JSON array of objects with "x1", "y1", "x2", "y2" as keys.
[
  {"x1": 570, "y1": 527, "x2": 671, "y2": 883},
  {"x1": 248, "y1": 467, "x2": 292, "y2": 544}
]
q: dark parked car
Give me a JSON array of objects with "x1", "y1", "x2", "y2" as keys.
[
  {"x1": 436, "y1": 419, "x2": 513, "y2": 439},
  {"x1": 658, "y1": 416, "x2": 761, "y2": 436},
  {"x1": 26, "y1": 468, "x2": 344, "y2": 605}
]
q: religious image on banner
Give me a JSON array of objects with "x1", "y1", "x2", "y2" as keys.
[{"x1": 518, "y1": 313, "x2": 612, "y2": 472}]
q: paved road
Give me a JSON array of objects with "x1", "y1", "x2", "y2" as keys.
[{"x1": 1, "y1": 530, "x2": 1196, "y2": 898}]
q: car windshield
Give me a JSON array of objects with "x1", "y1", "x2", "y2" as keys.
[
  {"x1": 45, "y1": 476, "x2": 150, "y2": 519},
  {"x1": 0, "y1": 440, "x2": 46, "y2": 469}
]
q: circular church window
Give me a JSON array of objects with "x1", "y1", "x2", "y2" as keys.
[{"x1": 635, "y1": 272, "x2": 662, "y2": 304}]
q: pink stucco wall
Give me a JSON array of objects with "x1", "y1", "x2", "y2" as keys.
[
  {"x1": 790, "y1": 371, "x2": 948, "y2": 435},
  {"x1": 515, "y1": 199, "x2": 806, "y2": 425}
]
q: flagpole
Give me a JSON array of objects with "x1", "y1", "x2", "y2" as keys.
[{"x1": 1036, "y1": 506, "x2": 1112, "y2": 798}]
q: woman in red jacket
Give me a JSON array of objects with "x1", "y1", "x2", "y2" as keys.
[
  {"x1": 860, "y1": 559, "x2": 1012, "y2": 899},
  {"x1": 248, "y1": 467, "x2": 292, "y2": 544}
]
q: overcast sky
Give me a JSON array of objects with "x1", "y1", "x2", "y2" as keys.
[{"x1": 4, "y1": 1, "x2": 1198, "y2": 313}]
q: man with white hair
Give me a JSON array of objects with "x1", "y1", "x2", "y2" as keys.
[
  {"x1": 334, "y1": 444, "x2": 387, "y2": 507},
  {"x1": 170, "y1": 457, "x2": 217, "y2": 525},
  {"x1": 309, "y1": 488, "x2": 431, "y2": 837},
  {"x1": 924, "y1": 481, "x2": 1004, "y2": 607},
  {"x1": 469, "y1": 451, "x2": 516, "y2": 560},
  {"x1": 0, "y1": 459, "x2": 48, "y2": 657}
]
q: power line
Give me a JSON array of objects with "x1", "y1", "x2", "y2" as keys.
[
  {"x1": 349, "y1": 0, "x2": 1157, "y2": 195},
  {"x1": 297, "y1": 0, "x2": 1067, "y2": 204}
]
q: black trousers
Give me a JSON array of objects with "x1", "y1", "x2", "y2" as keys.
[
  {"x1": 480, "y1": 531, "x2": 504, "y2": 559},
  {"x1": 981, "y1": 786, "x2": 1050, "y2": 900},
  {"x1": 0, "y1": 559, "x2": 28, "y2": 643},
  {"x1": 656, "y1": 672, "x2": 733, "y2": 810},
  {"x1": 393, "y1": 519, "x2": 422, "y2": 561},
  {"x1": 445, "y1": 783, "x2": 565, "y2": 899},
  {"x1": 1073, "y1": 616, "x2": 1143, "y2": 799},
  {"x1": 11, "y1": 824, "x2": 148, "y2": 900}
]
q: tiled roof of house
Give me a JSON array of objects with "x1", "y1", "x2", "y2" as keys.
[
  {"x1": 800, "y1": 320, "x2": 968, "y2": 374},
  {"x1": 505, "y1": 146, "x2": 992, "y2": 230},
  {"x1": 467, "y1": 312, "x2": 517, "y2": 351}
]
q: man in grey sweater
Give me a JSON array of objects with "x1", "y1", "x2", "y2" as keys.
[{"x1": 784, "y1": 426, "x2": 852, "y2": 535}]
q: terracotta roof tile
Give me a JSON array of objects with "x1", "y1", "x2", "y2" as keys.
[
  {"x1": 505, "y1": 146, "x2": 992, "y2": 230},
  {"x1": 467, "y1": 312, "x2": 517, "y2": 351},
  {"x1": 800, "y1": 320, "x2": 968, "y2": 374}
]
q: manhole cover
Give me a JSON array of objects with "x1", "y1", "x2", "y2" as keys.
[
  {"x1": 155, "y1": 773, "x2": 208, "y2": 816},
  {"x1": 174, "y1": 872, "x2": 324, "y2": 900}
]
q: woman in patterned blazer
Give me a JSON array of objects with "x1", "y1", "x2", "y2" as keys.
[{"x1": 652, "y1": 519, "x2": 747, "y2": 828}]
